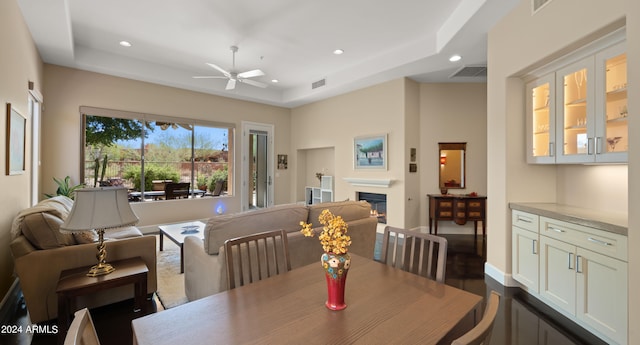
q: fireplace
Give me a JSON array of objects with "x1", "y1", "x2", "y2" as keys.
[{"x1": 357, "y1": 192, "x2": 387, "y2": 224}]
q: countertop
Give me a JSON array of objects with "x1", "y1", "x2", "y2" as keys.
[{"x1": 509, "y1": 202, "x2": 628, "y2": 236}]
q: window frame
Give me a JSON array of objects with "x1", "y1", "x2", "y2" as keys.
[{"x1": 80, "y1": 106, "x2": 234, "y2": 201}]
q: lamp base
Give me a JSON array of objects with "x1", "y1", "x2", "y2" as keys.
[{"x1": 86, "y1": 262, "x2": 115, "y2": 277}]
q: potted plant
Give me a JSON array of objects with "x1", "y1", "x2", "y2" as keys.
[
  {"x1": 44, "y1": 176, "x2": 84, "y2": 199},
  {"x1": 197, "y1": 175, "x2": 209, "y2": 192}
]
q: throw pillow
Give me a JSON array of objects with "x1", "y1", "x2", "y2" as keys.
[{"x1": 73, "y1": 230, "x2": 98, "y2": 244}]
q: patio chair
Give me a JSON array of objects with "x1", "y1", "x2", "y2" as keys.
[{"x1": 164, "y1": 182, "x2": 190, "y2": 199}]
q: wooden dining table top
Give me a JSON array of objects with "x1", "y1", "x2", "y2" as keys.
[{"x1": 132, "y1": 254, "x2": 482, "y2": 345}]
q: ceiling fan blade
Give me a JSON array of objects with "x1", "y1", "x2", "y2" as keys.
[
  {"x1": 241, "y1": 78, "x2": 268, "y2": 88},
  {"x1": 237, "y1": 69, "x2": 264, "y2": 79},
  {"x1": 225, "y1": 79, "x2": 237, "y2": 90},
  {"x1": 206, "y1": 63, "x2": 231, "y2": 78},
  {"x1": 192, "y1": 76, "x2": 227, "y2": 79}
]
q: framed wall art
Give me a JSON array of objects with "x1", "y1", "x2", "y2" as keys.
[
  {"x1": 354, "y1": 134, "x2": 387, "y2": 170},
  {"x1": 6, "y1": 103, "x2": 26, "y2": 175}
]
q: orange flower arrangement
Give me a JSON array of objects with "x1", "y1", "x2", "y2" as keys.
[{"x1": 300, "y1": 209, "x2": 351, "y2": 254}]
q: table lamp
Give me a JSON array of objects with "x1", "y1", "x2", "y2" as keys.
[{"x1": 60, "y1": 187, "x2": 139, "y2": 277}]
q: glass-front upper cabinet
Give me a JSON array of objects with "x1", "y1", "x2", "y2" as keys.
[
  {"x1": 595, "y1": 42, "x2": 627, "y2": 163},
  {"x1": 526, "y1": 74, "x2": 555, "y2": 164},
  {"x1": 556, "y1": 57, "x2": 594, "y2": 163},
  {"x1": 525, "y1": 33, "x2": 627, "y2": 164}
]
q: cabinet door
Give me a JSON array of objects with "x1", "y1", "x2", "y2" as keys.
[
  {"x1": 539, "y1": 236, "x2": 576, "y2": 315},
  {"x1": 555, "y1": 57, "x2": 595, "y2": 163},
  {"x1": 512, "y1": 226, "x2": 539, "y2": 293},
  {"x1": 526, "y1": 74, "x2": 556, "y2": 163},
  {"x1": 576, "y1": 248, "x2": 627, "y2": 345},
  {"x1": 594, "y1": 42, "x2": 627, "y2": 163}
]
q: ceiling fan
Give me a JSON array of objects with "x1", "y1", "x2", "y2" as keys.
[{"x1": 193, "y1": 45, "x2": 267, "y2": 90}]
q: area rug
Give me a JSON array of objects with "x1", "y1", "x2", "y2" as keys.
[{"x1": 156, "y1": 238, "x2": 189, "y2": 309}]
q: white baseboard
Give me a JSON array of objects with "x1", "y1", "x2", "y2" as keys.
[{"x1": 484, "y1": 262, "x2": 520, "y2": 287}]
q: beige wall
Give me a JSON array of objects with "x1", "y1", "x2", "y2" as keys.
[
  {"x1": 41, "y1": 65, "x2": 291, "y2": 227},
  {"x1": 291, "y1": 80, "x2": 488, "y2": 230},
  {"x1": 624, "y1": 1, "x2": 639, "y2": 343},
  {"x1": 0, "y1": 0, "x2": 43, "y2": 298},
  {"x1": 419, "y1": 83, "x2": 488, "y2": 233},
  {"x1": 489, "y1": 0, "x2": 638, "y2": 342},
  {"x1": 403, "y1": 79, "x2": 421, "y2": 229},
  {"x1": 291, "y1": 79, "x2": 409, "y2": 227}
]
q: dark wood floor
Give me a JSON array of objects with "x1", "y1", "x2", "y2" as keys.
[{"x1": 2, "y1": 234, "x2": 607, "y2": 345}]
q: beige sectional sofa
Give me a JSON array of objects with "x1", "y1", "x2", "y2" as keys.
[
  {"x1": 184, "y1": 200, "x2": 378, "y2": 301},
  {"x1": 9, "y1": 196, "x2": 157, "y2": 324}
]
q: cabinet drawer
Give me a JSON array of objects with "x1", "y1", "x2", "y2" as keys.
[
  {"x1": 541, "y1": 217, "x2": 627, "y2": 262},
  {"x1": 438, "y1": 201, "x2": 453, "y2": 209},
  {"x1": 468, "y1": 201, "x2": 483, "y2": 209},
  {"x1": 512, "y1": 210, "x2": 539, "y2": 233}
]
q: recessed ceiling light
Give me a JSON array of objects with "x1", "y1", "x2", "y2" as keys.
[
  {"x1": 119, "y1": 41, "x2": 132, "y2": 47},
  {"x1": 271, "y1": 79, "x2": 279, "y2": 83},
  {"x1": 333, "y1": 49, "x2": 344, "y2": 55},
  {"x1": 449, "y1": 54, "x2": 462, "y2": 62}
]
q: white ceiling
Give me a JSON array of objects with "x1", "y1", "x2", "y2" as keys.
[{"x1": 17, "y1": 0, "x2": 519, "y2": 108}]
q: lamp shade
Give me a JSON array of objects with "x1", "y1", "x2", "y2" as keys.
[{"x1": 60, "y1": 187, "x2": 138, "y2": 232}]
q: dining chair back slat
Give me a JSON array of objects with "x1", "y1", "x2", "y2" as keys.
[
  {"x1": 63, "y1": 308, "x2": 100, "y2": 345},
  {"x1": 379, "y1": 226, "x2": 448, "y2": 283},
  {"x1": 224, "y1": 229, "x2": 291, "y2": 290}
]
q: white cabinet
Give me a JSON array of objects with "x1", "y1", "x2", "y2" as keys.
[
  {"x1": 538, "y1": 216, "x2": 628, "y2": 345},
  {"x1": 511, "y1": 210, "x2": 540, "y2": 293},
  {"x1": 526, "y1": 74, "x2": 556, "y2": 164},
  {"x1": 526, "y1": 37, "x2": 627, "y2": 164},
  {"x1": 539, "y1": 235, "x2": 576, "y2": 314},
  {"x1": 594, "y1": 42, "x2": 628, "y2": 163},
  {"x1": 305, "y1": 175, "x2": 333, "y2": 205}
]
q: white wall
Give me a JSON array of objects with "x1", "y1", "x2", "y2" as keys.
[{"x1": 41, "y1": 65, "x2": 291, "y2": 227}]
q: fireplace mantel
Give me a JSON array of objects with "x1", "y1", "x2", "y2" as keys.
[{"x1": 343, "y1": 178, "x2": 393, "y2": 188}]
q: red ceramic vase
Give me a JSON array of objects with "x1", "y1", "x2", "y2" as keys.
[{"x1": 321, "y1": 252, "x2": 351, "y2": 311}]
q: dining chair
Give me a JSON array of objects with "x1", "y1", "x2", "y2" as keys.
[
  {"x1": 379, "y1": 226, "x2": 448, "y2": 283},
  {"x1": 451, "y1": 290, "x2": 501, "y2": 345},
  {"x1": 63, "y1": 308, "x2": 101, "y2": 345},
  {"x1": 224, "y1": 229, "x2": 291, "y2": 289}
]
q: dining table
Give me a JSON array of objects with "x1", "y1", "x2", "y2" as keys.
[{"x1": 132, "y1": 253, "x2": 482, "y2": 345}]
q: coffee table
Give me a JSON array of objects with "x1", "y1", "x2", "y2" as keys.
[{"x1": 158, "y1": 221, "x2": 206, "y2": 273}]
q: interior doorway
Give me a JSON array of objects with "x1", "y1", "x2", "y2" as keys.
[{"x1": 242, "y1": 122, "x2": 274, "y2": 211}]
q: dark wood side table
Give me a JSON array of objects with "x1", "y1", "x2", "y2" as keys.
[
  {"x1": 428, "y1": 194, "x2": 487, "y2": 236},
  {"x1": 56, "y1": 257, "x2": 148, "y2": 344}
]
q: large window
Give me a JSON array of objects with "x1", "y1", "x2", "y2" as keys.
[{"x1": 81, "y1": 107, "x2": 233, "y2": 202}]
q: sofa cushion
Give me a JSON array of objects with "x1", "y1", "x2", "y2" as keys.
[
  {"x1": 307, "y1": 200, "x2": 372, "y2": 228},
  {"x1": 105, "y1": 226, "x2": 143, "y2": 239},
  {"x1": 204, "y1": 204, "x2": 309, "y2": 255},
  {"x1": 21, "y1": 212, "x2": 76, "y2": 249},
  {"x1": 12, "y1": 196, "x2": 76, "y2": 249}
]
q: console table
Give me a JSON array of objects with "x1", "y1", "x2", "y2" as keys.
[
  {"x1": 428, "y1": 194, "x2": 487, "y2": 236},
  {"x1": 56, "y1": 257, "x2": 149, "y2": 344}
]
